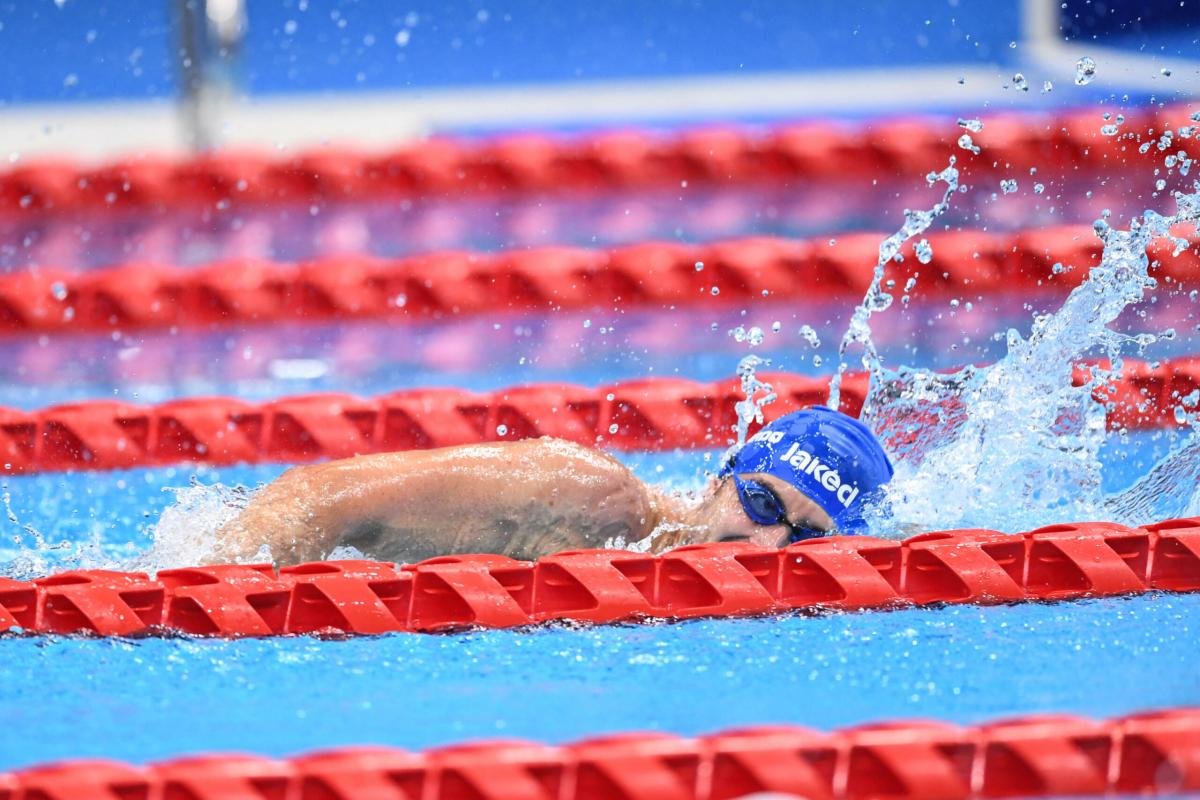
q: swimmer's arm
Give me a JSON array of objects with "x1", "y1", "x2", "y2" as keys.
[{"x1": 214, "y1": 438, "x2": 661, "y2": 566}]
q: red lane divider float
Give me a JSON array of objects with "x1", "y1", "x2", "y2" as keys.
[
  {"x1": 6, "y1": 224, "x2": 1198, "y2": 336},
  {"x1": 1, "y1": 517, "x2": 1198, "y2": 637},
  {"x1": 1, "y1": 104, "x2": 1189, "y2": 217},
  {"x1": 0, "y1": 357, "x2": 1195, "y2": 475},
  {"x1": 7, "y1": 708, "x2": 1200, "y2": 798}
]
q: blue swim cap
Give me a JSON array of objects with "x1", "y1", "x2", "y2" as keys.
[{"x1": 720, "y1": 406, "x2": 893, "y2": 535}]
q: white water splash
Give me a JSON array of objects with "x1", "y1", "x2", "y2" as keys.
[
  {"x1": 828, "y1": 158, "x2": 960, "y2": 412},
  {"x1": 857, "y1": 190, "x2": 1200, "y2": 533},
  {"x1": 731, "y1": 353, "x2": 777, "y2": 448},
  {"x1": 130, "y1": 480, "x2": 270, "y2": 572}
]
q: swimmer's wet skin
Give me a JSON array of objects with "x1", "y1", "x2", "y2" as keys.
[{"x1": 214, "y1": 408, "x2": 894, "y2": 565}]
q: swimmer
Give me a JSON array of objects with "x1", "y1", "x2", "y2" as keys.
[{"x1": 214, "y1": 406, "x2": 893, "y2": 565}]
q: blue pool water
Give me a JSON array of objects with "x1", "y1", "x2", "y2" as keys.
[{"x1": 0, "y1": 593, "x2": 1195, "y2": 771}]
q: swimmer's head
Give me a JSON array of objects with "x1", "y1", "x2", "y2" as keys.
[{"x1": 720, "y1": 406, "x2": 893, "y2": 537}]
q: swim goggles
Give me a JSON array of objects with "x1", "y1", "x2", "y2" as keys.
[{"x1": 732, "y1": 475, "x2": 828, "y2": 544}]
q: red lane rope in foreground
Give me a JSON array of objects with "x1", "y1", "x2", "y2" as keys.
[
  {"x1": 0, "y1": 357, "x2": 1194, "y2": 475},
  {"x1": 6, "y1": 708, "x2": 1200, "y2": 799},
  {"x1": 1, "y1": 104, "x2": 1189, "y2": 216},
  {"x1": 6, "y1": 225, "x2": 1198, "y2": 336},
  {"x1": 1, "y1": 517, "x2": 1197, "y2": 637}
]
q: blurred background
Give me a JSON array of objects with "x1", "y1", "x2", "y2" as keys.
[{"x1": 1, "y1": 0, "x2": 1198, "y2": 157}]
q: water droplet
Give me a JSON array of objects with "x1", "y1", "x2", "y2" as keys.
[
  {"x1": 1041, "y1": 80, "x2": 1054, "y2": 93},
  {"x1": 608, "y1": 423, "x2": 619, "y2": 434},
  {"x1": 771, "y1": 321, "x2": 781, "y2": 333},
  {"x1": 62, "y1": 73, "x2": 78, "y2": 88},
  {"x1": 395, "y1": 29, "x2": 411, "y2": 46},
  {"x1": 496, "y1": 424, "x2": 508, "y2": 436},
  {"x1": 1001, "y1": 179, "x2": 1018, "y2": 194},
  {"x1": 284, "y1": 19, "x2": 298, "y2": 35},
  {"x1": 915, "y1": 239, "x2": 933, "y2": 264},
  {"x1": 1074, "y1": 56, "x2": 1097, "y2": 85},
  {"x1": 606, "y1": 393, "x2": 615, "y2": 401},
  {"x1": 1156, "y1": 179, "x2": 1167, "y2": 191},
  {"x1": 582, "y1": 319, "x2": 591, "y2": 328},
  {"x1": 957, "y1": 118, "x2": 984, "y2": 133},
  {"x1": 1161, "y1": 67, "x2": 1172, "y2": 77},
  {"x1": 798, "y1": 325, "x2": 820, "y2": 348},
  {"x1": 1100, "y1": 124, "x2": 1120, "y2": 136},
  {"x1": 957, "y1": 134, "x2": 980, "y2": 155},
  {"x1": 694, "y1": 261, "x2": 704, "y2": 272},
  {"x1": 393, "y1": 294, "x2": 407, "y2": 308},
  {"x1": 711, "y1": 287, "x2": 720, "y2": 296},
  {"x1": 747, "y1": 326, "x2": 764, "y2": 346},
  {"x1": 50, "y1": 282, "x2": 67, "y2": 301},
  {"x1": 1012, "y1": 73, "x2": 1029, "y2": 92}
]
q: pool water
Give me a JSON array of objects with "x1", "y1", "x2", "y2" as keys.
[
  {"x1": 0, "y1": 106, "x2": 1197, "y2": 787},
  {"x1": 0, "y1": 592, "x2": 1195, "y2": 771}
]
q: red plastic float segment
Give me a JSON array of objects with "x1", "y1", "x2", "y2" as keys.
[
  {"x1": 780, "y1": 536, "x2": 904, "y2": 610},
  {"x1": 1, "y1": 105, "x2": 1183, "y2": 216},
  {"x1": 9, "y1": 709, "x2": 1200, "y2": 799},
  {"x1": 404, "y1": 555, "x2": 534, "y2": 632},
  {"x1": 1116, "y1": 708, "x2": 1200, "y2": 794},
  {"x1": 1142, "y1": 518, "x2": 1200, "y2": 591},
  {"x1": 705, "y1": 725, "x2": 841, "y2": 800},
  {"x1": 1, "y1": 517, "x2": 1198, "y2": 638},
  {"x1": 428, "y1": 741, "x2": 568, "y2": 800},
  {"x1": 977, "y1": 714, "x2": 1114, "y2": 797},
  {"x1": 569, "y1": 733, "x2": 703, "y2": 800},
  {"x1": 292, "y1": 747, "x2": 428, "y2": 800},
  {"x1": 158, "y1": 564, "x2": 291, "y2": 636},
  {"x1": 1023, "y1": 522, "x2": 1150, "y2": 598},
  {"x1": 840, "y1": 720, "x2": 973, "y2": 799},
  {"x1": 901, "y1": 530, "x2": 1024, "y2": 604},
  {"x1": 9, "y1": 760, "x2": 151, "y2": 800},
  {"x1": 151, "y1": 754, "x2": 296, "y2": 800},
  {"x1": 0, "y1": 225, "x2": 1191, "y2": 338},
  {"x1": 0, "y1": 578, "x2": 37, "y2": 630},
  {"x1": 0, "y1": 356, "x2": 1194, "y2": 475},
  {"x1": 530, "y1": 549, "x2": 657, "y2": 624},
  {"x1": 280, "y1": 560, "x2": 410, "y2": 635},
  {"x1": 34, "y1": 570, "x2": 164, "y2": 635}
]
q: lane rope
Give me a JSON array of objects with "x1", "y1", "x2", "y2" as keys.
[
  {"x1": 2, "y1": 517, "x2": 1197, "y2": 637},
  {"x1": 0, "y1": 357, "x2": 1193, "y2": 474},
  {"x1": 4, "y1": 225, "x2": 1195, "y2": 336},
  {"x1": 0, "y1": 104, "x2": 1184, "y2": 216},
  {"x1": 6, "y1": 707, "x2": 1200, "y2": 798}
]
